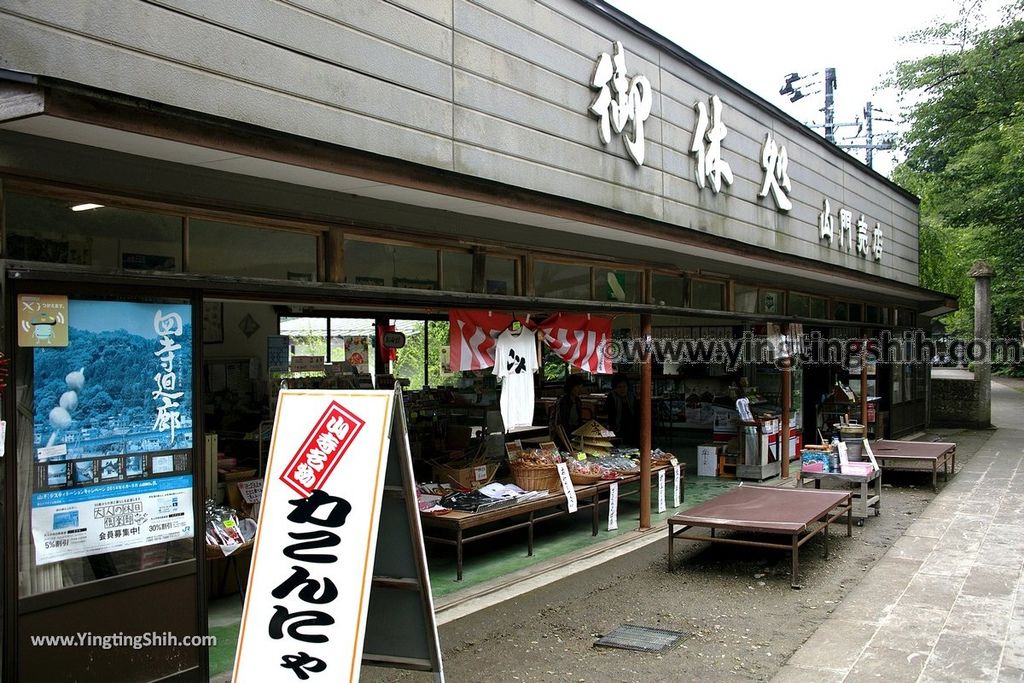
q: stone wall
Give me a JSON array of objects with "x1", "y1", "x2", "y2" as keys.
[{"x1": 931, "y1": 378, "x2": 982, "y2": 428}]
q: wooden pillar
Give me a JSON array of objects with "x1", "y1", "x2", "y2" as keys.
[
  {"x1": 640, "y1": 313, "x2": 652, "y2": 529},
  {"x1": 860, "y1": 339, "x2": 869, "y2": 430}
]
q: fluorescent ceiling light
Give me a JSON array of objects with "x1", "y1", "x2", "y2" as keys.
[{"x1": 70, "y1": 203, "x2": 104, "y2": 212}]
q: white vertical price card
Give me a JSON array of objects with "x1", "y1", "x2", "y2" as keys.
[
  {"x1": 555, "y1": 463, "x2": 578, "y2": 513},
  {"x1": 657, "y1": 469, "x2": 666, "y2": 513},
  {"x1": 673, "y1": 464, "x2": 681, "y2": 507},
  {"x1": 607, "y1": 482, "x2": 619, "y2": 531}
]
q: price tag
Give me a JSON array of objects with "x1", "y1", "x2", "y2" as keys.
[
  {"x1": 473, "y1": 465, "x2": 488, "y2": 482},
  {"x1": 669, "y1": 456, "x2": 678, "y2": 468},
  {"x1": 577, "y1": 453, "x2": 587, "y2": 461},
  {"x1": 237, "y1": 479, "x2": 264, "y2": 504},
  {"x1": 657, "y1": 469, "x2": 666, "y2": 513},
  {"x1": 555, "y1": 463, "x2": 578, "y2": 514},
  {"x1": 671, "y1": 464, "x2": 679, "y2": 507},
  {"x1": 838, "y1": 441, "x2": 849, "y2": 467},
  {"x1": 607, "y1": 482, "x2": 619, "y2": 531}
]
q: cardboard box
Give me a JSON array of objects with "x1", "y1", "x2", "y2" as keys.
[{"x1": 432, "y1": 463, "x2": 498, "y2": 489}]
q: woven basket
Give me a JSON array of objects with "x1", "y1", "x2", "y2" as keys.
[
  {"x1": 206, "y1": 538, "x2": 254, "y2": 561},
  {"x1": 569, "y1": 471, "x2": 603, "y2": 486},
  {"x1": 509, "y1": 460, "x2": 560, "y2": 492}
]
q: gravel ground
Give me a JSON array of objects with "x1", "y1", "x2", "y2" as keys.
[{"x1": 360, "y1": 462, "x2": 969, "y2": 683}]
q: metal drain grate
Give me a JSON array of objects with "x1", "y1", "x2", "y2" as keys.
[{"x1": 594, "y1": 624, "x2": 689, "y2": 652}]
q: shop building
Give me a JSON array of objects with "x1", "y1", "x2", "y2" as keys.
[{"x1": 0, "y1": 1, "x2": 954, "y2": 680}]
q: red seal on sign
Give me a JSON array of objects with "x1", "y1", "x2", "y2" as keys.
[{"x1": 280, "y1": 401, "x2": 366, "y2": 497}]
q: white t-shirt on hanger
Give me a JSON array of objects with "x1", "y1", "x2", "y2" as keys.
[{"x1": 493, "y1": 327, "x2": 539, "y2": 429}]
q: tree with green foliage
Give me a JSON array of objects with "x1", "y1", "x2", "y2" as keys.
[
  {"x1": 393, "y1": 321, "x2": 460, "y2": 390},
  {"x1": 890, "y1": 1, "x2": 1024, "y2": 373}
]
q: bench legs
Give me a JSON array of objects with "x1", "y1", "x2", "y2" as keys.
[
  {"x1": 668, "y1": 523, "x2": 674, "y2": 571},
  {"x1": 791, "y1": 534, "x2": 800, "y2": 589},
  {"x1": 456, "y1": 528, "x2": 464, "y2": 581}
]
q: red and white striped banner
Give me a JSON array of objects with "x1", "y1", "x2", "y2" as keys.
[
  {"x1": 536, "y1": 313, "x2": 612, "y2": 374},
  {"x1": 448, "y1": 310, "x2": 612, "y2": 374},
  {"x1": 448, "y1": 310, "x2": 512, "y2": 371}
]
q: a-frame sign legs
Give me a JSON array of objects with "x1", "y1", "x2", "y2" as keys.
[{"x1": 361, "y1": 388, "x2": 445, "y2": 680}]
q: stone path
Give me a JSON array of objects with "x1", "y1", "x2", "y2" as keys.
[{"x1": 773, "y1": 379, "x2": 1024, "y2": 682}]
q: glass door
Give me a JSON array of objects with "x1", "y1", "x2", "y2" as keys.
[{"x1": 13, "y1": 292, "x2": 202, "y2": 682}]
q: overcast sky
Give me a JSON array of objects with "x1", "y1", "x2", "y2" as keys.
[{"x1": 604, "y1": 0, "x2": 1003, "y2": 176}]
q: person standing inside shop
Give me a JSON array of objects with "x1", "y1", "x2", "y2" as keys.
[
  {"x1": 605, "y1": 373, "x2": 639, "y2": 445},
  {"x1": 551, "y1": 374, "x2": 585, "y2": 444}
]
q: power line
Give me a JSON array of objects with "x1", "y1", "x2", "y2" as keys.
[{"x1": 778, "y1": 68, "x2": 895, "y2": 169}]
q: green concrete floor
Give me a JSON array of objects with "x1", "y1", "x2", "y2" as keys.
[
  {"x1": 426, "y1": 474, "x2": 736, "y2": 597},
  {"x1": 207, "y1": 434, "x2": 734, "y2": 677}
]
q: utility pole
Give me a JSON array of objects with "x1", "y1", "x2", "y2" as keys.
[
  {"x1": 868, "y1": 100, "x2": 876, "y2": 166},
  {"x1": 824, "y1": 67, "x2": 837, "y2": 144},
  {"x1": 780, "y1": 69, "x2": 894, "y2": 169},
  {"x1": 865, "y1": 100, "x2": 874, "y2": 167}
]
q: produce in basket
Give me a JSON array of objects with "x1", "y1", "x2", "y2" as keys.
[
  {"x1": 510, "y1": 448, "x2": 562, "y2": 466},
  {"x1": 566, "y1": 459, "x2": 608, "y2": 476},
  {"x1": 590, "y1": 454, "x2": 639, "y2": 473}
]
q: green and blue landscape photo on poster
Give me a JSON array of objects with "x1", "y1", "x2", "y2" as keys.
[{"x1": 33, "y1": 299, "x2": 193, "y2": 462}]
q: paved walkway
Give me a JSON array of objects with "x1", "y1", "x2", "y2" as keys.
[{"x1": 774, "y1": 379, "x2": 1024, "y2": 683}]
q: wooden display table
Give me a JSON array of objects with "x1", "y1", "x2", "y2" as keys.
[
  {"x1": 667, "y1": 485, "x2": 852, "y2": 588},
  {"x1": 799, "y1": 468, "x2": 881, "y2": 525},
  {"x1": 870, "y1": 440, "x2": 956, "y2": 492},
  {"x1": 421, "y1": 464, "x2": 679, "y2": 580}
]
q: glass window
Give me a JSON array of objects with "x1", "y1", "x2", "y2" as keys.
[
  {"x1": 280, "y1": 316, "x2": 329, "y2": 363},
  {"x1": 330, "y1": 318, "x2": 377, "y2": 377},
  {"x1": 485, "y1": 255, "x2": 518, "y2": 295},
  {"x1": 595, "y1": 268, "x2": 643, "y2": 303},
  {"x1": 441, "y1": 251, "x2": 473, "y2": 292},
  {"x1": 344, "y1": 240, "x2": 437, "y2": 289},
  {"x1": 865, "y1": 305, "x2": 881, "y2": 324},
  {"x1": 833, "y1": 301, "x2": 848, "y2": 321},
  {"x1": 191, "y1": 218, "x2": 317, "y2": 281},
  {"x1": 534, "y1": 261, "x2": 590, "y2": 299},
  {"x1": 809, "y1": 297, "x2": 827, "y2": 319},
  {"x1": 6, "y1": 191, "x2": 182, "y2": 271},
  {"x1": 542, "y1": 345, "x2": 568, "y2": 382},
  {"x1": 734, "y1": 285, "x2": 757, "y2": 313},
  {"x1": 426, "y1": 321, "x2": 460, "y2": 387},
  {"x1": 790, "y1": 293, "x2": 810, "y2": 318},
  {"x1": 848, "y1": 302, "x2": 863, "y2": 323},
  {"x1": 393, "y1": 320, "x2": 427, "y2": 390},
  {"x1": 691, "y1": 280, "x2": 725, "y2": 310},
  {"x1": 652, "y1": 274, "x2": 687, "y2": 307},
  {"x1": 759, "y1": 289, "x2": 784, "y2": 315}
]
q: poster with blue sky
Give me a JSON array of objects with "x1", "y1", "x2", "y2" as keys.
[
  {"x1": 33, "y1": 300, "x2": 193, "y2": 462},
  {"x1": 31, "y1": 300, "x2": 195, "y2": 564}
]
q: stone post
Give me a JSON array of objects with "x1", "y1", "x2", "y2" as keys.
[{"x1": 970, "y1": 260, "x2": 994, "y2": 428}]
